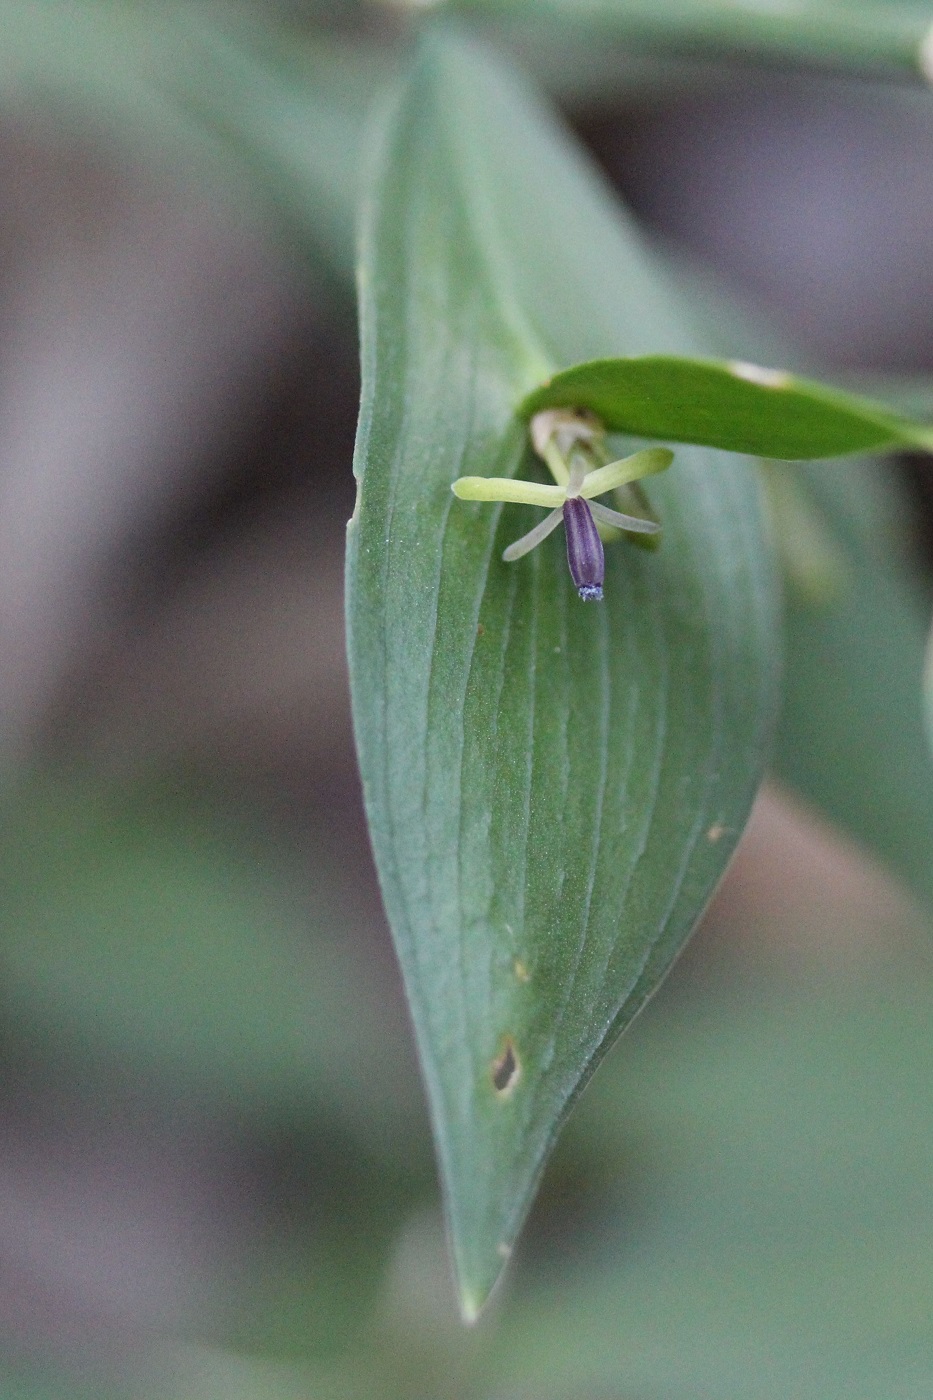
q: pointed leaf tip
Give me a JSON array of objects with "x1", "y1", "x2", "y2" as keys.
[{"x1": 457, "y1": 1259, "x2": 504, "y2": 1326}]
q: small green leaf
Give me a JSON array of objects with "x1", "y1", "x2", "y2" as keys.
[
  {"x1": 520, "y1": 355, "x2": 933, "y2": 459},
  {"x1": 348, "y1": 31, "x2": 778, "y2": 1316}
]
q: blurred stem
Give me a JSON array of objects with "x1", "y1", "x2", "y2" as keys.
[
  {"x1": 760, "y1": 460, "x2": 849, "y2": 605},
  {"x1": 444, "y1": 0, "x2": 933, "y2": 83}
]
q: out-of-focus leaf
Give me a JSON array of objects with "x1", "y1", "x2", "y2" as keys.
[
  {"x1": 0, "y1": 1370, "x2": 124, "y2": 1400},
  {"x1": 0, "y1": 3, "x2": 239, "y2": 180},
  {"x1": 842, "y1": 372, "x2": 933, "y2": 423},
  {"x1": 0, "y1": 2, "x2": 381, "y2": 279},
  {"x1": 651, "y1": 252, "x2": 933, "y2": 907},
  {"x1": 449, "y1": 0, "x2": 933, "y2": 81},
  {"x1": 521, "y1": 355, "x2": 933, "y2": 459},
  {"x1": 150, "y1": 6, "x2": 388, "y2": 279},
  {"x1": 488, "y1": 966, "x2": 933, "y2": 1398},
  {"x1": 348, "y1": 31, "x2": 778, "y2": 1317},
  {"x1": 142, "y1": 1344, "x2": 385, "y2": 1400},
  {"x1": 0, "y1": 775, "x2": 423, "y2": 1146},
  {"x1": 926, "y1": 619, "x2": 933, "y2": 758},
  {"x1": 147, "y1": 962, "x2": 933, "y2": 1397},
  {"x1": 773, "y1": 457, "x2": 933, "y2": 906},
  {"x1": 472, "y1": 16, "x2": 736, "y2": 107}
]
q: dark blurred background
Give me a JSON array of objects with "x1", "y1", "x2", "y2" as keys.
[{"x1": 0, "y1": 10, "x2": 932, "y2": 1398}]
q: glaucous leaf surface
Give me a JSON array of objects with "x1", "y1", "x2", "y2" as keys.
[
  {"x1": 348, "y1": 31, "x2": 778, "y2": 1316},
  {"x1": 521, "y1": 355, "x2": 933, "y2": 459}
]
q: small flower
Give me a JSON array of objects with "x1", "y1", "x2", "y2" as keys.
[{"x1": 452, "y1": 408, "x2": 673, "y2": 601}]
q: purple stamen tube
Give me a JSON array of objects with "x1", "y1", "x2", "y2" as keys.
[{"x1": 563, "y1": 497, "x2": 604, "y2": 601}]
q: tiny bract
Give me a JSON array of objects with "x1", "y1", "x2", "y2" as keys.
[{"x1": 452, "y1": 409, "x2": 673, "y2": 600}]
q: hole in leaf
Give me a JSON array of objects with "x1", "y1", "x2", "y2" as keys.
[{"x1": 492, "y1": 1038, "x2": 520, "y2": 1095}]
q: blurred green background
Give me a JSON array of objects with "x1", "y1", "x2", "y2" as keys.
[{"x1": 0, "y1": 4, "x2": 932, "y2": 1397}]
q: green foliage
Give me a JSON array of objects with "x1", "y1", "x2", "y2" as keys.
[
  {"x1": 0, "y1": 0, "x2": 931, "y2": 1389},
  {"x1": 521, "y1": 355, "x2": 933, "y2": 458},
  {"x1": 488, "y1": 966, "x2": 933, "y2": 1399},
  {"x1": 348, "y1": 30, "x2": 778, "y2": 1313},
  {"x1": 0, "y1": 777, "x2": 419, "y2": 1137},
  {"x1": 775, "y1": 458, "x2": 933, "y2": 905},
  {"x1": 451, "y1": 0, "x2": 933, "y2": 79}
]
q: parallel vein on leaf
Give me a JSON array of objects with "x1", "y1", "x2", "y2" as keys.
[
  {"x1": 641, "y1": 469, "x2": 723, "y2": 980},
  {"x1": 537, "y1": 582, "x2": 612, "y2": 1089},
  {"x1": 588, "y1": 506, "x2": 673, "y2": 1039},
  {"x1": 423, "y1": 332, "x2": 472, "y2": 1004}
]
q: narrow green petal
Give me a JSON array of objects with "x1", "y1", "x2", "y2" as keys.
[
  {"x1": 580, "y1": 448, "x2": 674, "y2": 499},
  {"x1": 588, "y1": 499, "x2": 662, "y2": 534},
  {"x1": 502, "y1": 505, "x2": 564, "y2": 560},
  {"x1": 452, "y1": 475, "x2": 565, "y2": 506}
]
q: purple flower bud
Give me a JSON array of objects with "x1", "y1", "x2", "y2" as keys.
[{"x1": 563, "y1": 497, "x2": 604, "y2": 601}]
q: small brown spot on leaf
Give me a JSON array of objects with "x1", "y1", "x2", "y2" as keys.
[
  {"x1": 492, "y1": 1038, "x2": 520, "y2": 1095},
  {"x1": 707, "y1": 823, "x2": 729, "y2": 843},
  {"x1": 476, "y1": 622, "x2": 486, "y2": 637},
  {"x1": 513, "y1": 958, "x2": 530, "y2": 983}
]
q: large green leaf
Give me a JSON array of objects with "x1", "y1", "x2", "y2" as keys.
[
  {"x1": 521, "y1": 355, "x2": 933, "y2": 459},
  {"x1": 347, "y1": 31, "x2": 778, "y2": 1317}
]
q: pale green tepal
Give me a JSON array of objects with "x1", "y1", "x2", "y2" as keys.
[{"x1": 453, "y1": 408, "x2": 674, "y2": 601}]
